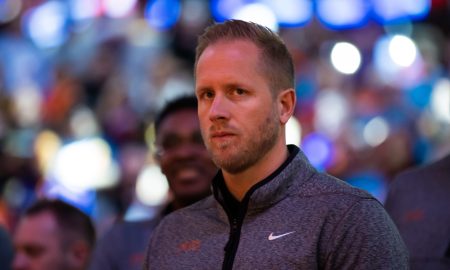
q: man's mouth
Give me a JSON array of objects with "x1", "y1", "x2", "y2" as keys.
[
  {"x1": 177, "y1": 168, "x2": 198, "y2": 179},
  {"x1": 210, "y1": 130, "x2": 236, "y2": 139}
]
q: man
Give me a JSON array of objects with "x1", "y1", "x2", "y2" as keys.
[
  {"x1": 385, "y1": 153, "x2": 450, "y2": 270},
  {"x1": 12, "y1": 199, "x2": 95, "y2": 270},
  {"x1": 144, "y1": 20, "x2": 408, "y2": 269},
  {"x1": 88, "y1": 96, "x2": 217, "y2": 270}
]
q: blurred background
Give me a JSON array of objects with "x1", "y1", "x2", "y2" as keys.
[{"x1": 0, "y1": 0, "x2": 449, "y2": 236}]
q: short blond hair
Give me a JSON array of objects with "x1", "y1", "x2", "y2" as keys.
[{"x1": 195, "y1": 20, "x2": 295, "y2": 94}]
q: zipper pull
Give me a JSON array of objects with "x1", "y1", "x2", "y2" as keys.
[{"x1": 231, "y1": 218, "x2": 238, "y2": 231}]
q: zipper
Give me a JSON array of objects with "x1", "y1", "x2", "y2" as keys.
[{"x1": 222, "y1": 217, "x2": 243, "y2": 270}]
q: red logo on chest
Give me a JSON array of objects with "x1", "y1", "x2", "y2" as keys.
[
  {"x1": 403, "y1": 208, "x2": 425, "y2": 222},
  {"x1": 178, "y1": 239, "x2": 201, "y2": 252}
]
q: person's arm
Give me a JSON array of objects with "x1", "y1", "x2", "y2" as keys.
[{"x1": 323, "y1": 199, "x2": 409, "y2": 270}]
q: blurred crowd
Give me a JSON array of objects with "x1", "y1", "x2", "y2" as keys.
[{"x1": 0, "y1": 0, "x2": 449, "y2": 239}]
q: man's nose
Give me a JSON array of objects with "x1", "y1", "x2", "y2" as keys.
[{"x1": 208, "y1": 94, "x2": 230, "y2": 121}]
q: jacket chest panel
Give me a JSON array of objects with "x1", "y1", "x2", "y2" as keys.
[{"x1": 167, "y1": 232, "x2": 227, "y2": 269}]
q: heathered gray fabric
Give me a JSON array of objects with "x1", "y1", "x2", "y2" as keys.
[
  {"x1": 385, "y1": 154, "x2": 450, "y2": 270},
  {"x1": 144, "y1": 145, "x2": 408, "y2": 269}
]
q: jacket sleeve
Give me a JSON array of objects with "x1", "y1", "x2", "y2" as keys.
[{"x1": 323, "y1": 198, "x2": 409, "y2": 270}]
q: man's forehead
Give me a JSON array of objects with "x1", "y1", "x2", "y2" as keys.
[
  {"x1": 159, "y1": 110, "x2": 199, "y2": 131},
  {"x1": 16, "y1": 212, "x2": 58, "y2": 238}
]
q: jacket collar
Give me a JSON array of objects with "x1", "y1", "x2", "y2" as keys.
[{"x1": 212, "y1": 145, "x2": 316, "y2": 216}]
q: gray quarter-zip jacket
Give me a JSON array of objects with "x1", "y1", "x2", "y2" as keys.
[{"x1": 144, "y1": 145, "x2": 408, "y2": 269}]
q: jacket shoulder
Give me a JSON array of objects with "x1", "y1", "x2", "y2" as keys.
[
  {"x1": 158, "y1": 195, "x2": 216, "y2": 224},
  {"x1": 294, "y1": 171, "x2": 376, "y2": 201}
]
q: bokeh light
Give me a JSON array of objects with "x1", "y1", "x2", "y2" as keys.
[
  {"x1": 286, "y1": 116, "x2": 302, "y2": 146},
  {"x1": 22, "y1": 0, "x2": 68, "y2": 48},
  {"x1": 69, "y1": 0, "x2": 100, "y2": 21},
  {"x1": 373, "y1": 34, "x2": 422, "y2": 87},
  {"x1": 346, "y1": 171, "x2": 388, "y2": 202},
  {"x1": 388, "y1": 35, "x2": 418, "y2": 67},
  {"x1": 41, "y1": 179, "x2": 96, "y2": 215},
  {"x1": 330, "y1": 42, "x2": 362, "y2": 74},
  {"x1": 34, "y1": 130, "x2": 62, "y2": 177},
  {"x1": 430, "y1": 79, "x2": 450, "y2": 123},
  {"x1": 135, "y1": 164, "x2": 170, "y2": 206},
  {"x1": 69, "y1": 107, "x2": 100, "y2": 139},
  {"x1": 314, "y1": 90, "x2": 349, "y2": 138},
  {"x1": 103, "y1": 0, "x2": 137, "y2": 18},
  {"x1": 51, "y1": 138, "x2": 119, "y2": 190},
  {"x1": 210, "y1": 0, "x2": 249, "y2": 22},
  {"x1": 144, "y1": 0, "x2": 181, "y2": 30},
  {"x1": 372, "y1": 0, "x2": 431, "y2": 24},
  {"x1": 262, "y1": 0, "x2": 312, "y2": 27},
  {"x1": 363, "y1": 117, "x2": 390, "y2": 147},
  {"x1": 301, "y1": 133, "x2": 334, "y2": 170},
  {"x1": 317, "y1": 0, "x2": 369, "y2": 29},
  {"x1": 12, "y1": 86, "x2": 42, "y2": 127},
  {"x1": 231, "y1": 3, "x2": 278, "y2": 32}
]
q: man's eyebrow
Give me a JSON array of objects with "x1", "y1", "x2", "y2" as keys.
[
  {"x1": 195, "y1": 86, "x2": 212, "y2": 93},
  {"x1": 196, "y1": 82, "x2": 247, "y2": 91}
]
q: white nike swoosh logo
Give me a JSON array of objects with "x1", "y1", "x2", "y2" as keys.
[{"x1": 268, "y1": 231, "x2": 295, "y2": 241}]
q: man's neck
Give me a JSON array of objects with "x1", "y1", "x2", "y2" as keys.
[{"x1": 222, "y1": 141, "x2": 289, "y2": 201}]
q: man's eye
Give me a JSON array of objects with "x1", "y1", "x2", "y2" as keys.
[
  {"x1": 161, "y1": 136, "x2": 180, "y2": 150},
  {"x1": 235, "y1": 88, "x2": 245, "y2": 95},
  {"x1": 205, "y1": 91, "x2": 214, "y2": 99},
  {"x1": 196, "y1": 89, "x2": 214, "y2": 100}
]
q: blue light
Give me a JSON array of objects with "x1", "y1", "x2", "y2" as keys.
[
  {"x1": 406, "y1": 83, "x2": 432, "y2": 109},
  {"x1": 263, "y1": 0, "x2": 313, "y2": 27},
  {"x1": 316, "y1": 0, "x2": 370, "y2": 29},
  {"x1": 372, "y1": 0, "x2": 431, "y2": 24},
  {"x1": 301, "y1": 133, "x2": 333, "y2": 170},
  {"x1": 345, "y1": 171, "x2": 387, "y2": 202},
  {"x1": 41, "y1": 177, "x2": 96, "y2": 215},
  {"x1": 22, "y1": 0, "x2": 69, "y2": 48},
  {"x1": 413, "y1": 138, "x2": 431, "y2": 164},
  {"x1": 145, "y1": 0, "x2": 181, "y2": 30},
  {"x1": 210, "y1": 0, "x2": 251, "y2": 22},
  {"x1": 69, "y1": 0, "x2": 99, "y2": 21}
]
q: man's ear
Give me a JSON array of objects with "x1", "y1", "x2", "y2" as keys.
[
  {"x1": 67, "y1": 240, "x2": 91, "y2": 269},
  {"x1": 277, "y1": 88, "x2": 296, "y2": 125}
]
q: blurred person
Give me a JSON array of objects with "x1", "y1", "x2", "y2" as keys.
[
  {"x1": 144, "y1": 20, "x2": 408, "y2": 269},
  {"x1": 0, "y1": 225, "x2": 13, "y2": 270},
  {"x1": 88, "y1": 96, "x2": 217, "y2": 270},
  {"x1": 93, "y1": 142, "x2": 149, "y2": 239},
  {"x1": 385, "y1": 152, "x2": 450, "y2": 269},
  {"x1": 12, "y1": 198, "x2": 96, "y2": 270}
]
